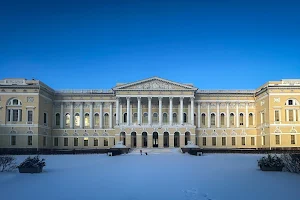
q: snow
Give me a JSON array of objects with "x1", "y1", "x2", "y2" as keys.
[
  {"x1": 183, "y1": 141, "x2": 201, "y2": 148},
  {"x1": 1, "y1": 151, "x2": 300, "y2": 200},
  {"x1": 111, "y1": 141, "x2": 128, "y2": 148}
]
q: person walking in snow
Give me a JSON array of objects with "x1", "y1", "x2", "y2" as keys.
[{"x1": 140, "y1": 149, "x2": 142, "y2": 155}]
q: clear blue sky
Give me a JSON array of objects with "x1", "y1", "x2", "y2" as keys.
[{"x1": 0, "y1": 0, "x2": 299, "y2": 90}]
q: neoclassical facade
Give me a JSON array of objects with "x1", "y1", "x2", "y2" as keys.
[{"x1": 0, "y1": 77, "x2": 300, "y2": 151}]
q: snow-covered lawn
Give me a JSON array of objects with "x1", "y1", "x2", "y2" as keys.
[{"x1": 1, "y1": 151, "x2": 299, "y2": 200}]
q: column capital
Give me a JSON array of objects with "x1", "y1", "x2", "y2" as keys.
[
  {"x1": 180, "y1": 97, "x2": 184, "y2": 100},
  {"x1": 190, "y1": 97, "x2": 195, "y2": 100},
  {"x1": 169, "y1": 97, "x2": 173, "y2": 100},
  {"x1": 148, "y1": 97, "x2": 152, "y2": 100},
  {"x1": 158, "y1": 97, "x2": 163, "y2": 101},
  {"x1": 137, "y1": 97, "x2": 141, "y2": 100},
  {"x1": 126, "y1": 97, "x2": 130, "y2": 101},
  {"x1": 99, "y1": 102, "x2": 103, "y2": 105}
]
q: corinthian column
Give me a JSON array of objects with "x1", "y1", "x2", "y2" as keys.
[
  {"x1": 148, "y1": 97, "x2": 152, "y2": 125},
  {"x1": 180, "y1": 97, "x2": 184, "y2": 124},
  {"x1": 116, "y1": 97, "x2": 119, "y2": 125},
  {"x1": 109, "y1": 102, "x2": 113, "y2": 128},
  {"x1": 60, "y1": 103, "x2": 64, "y2": 129},
  {"x1": 158, "y1": 97, "x2": 162, "y2": 125},
  {"x1": 217, "y1": 103, "x2": 220, "y2": 128},
  {"x1": 70, "y1": 102, "x2": 74, "y2": 129},
  {"x1": 137, "y1": 97, "x2": 141, "y2": 125},
  {"x1": 197, "y1": 103, "x2": 201, "y2": 128},
  {"x1": 126, "y1": 97, "x2": 130, "y2": 126},
  {"x1": 99, "y1": 102, "x2": 103, "y2": 129},
  {"x1": 245, "y1": 103, "x2": 249, "y2": 128},
  {"x1": 90, "y1": 103, "x2": 93, "y2": 128},
  {"x1": 169, "y1": 97, "x2": 173, "y2": 125},
  {"x1": 207, "y1": 103, "x2": 210, "y2": 128},
  {"x1": 80, "y1": 102, "x2": 84, "y2": 128},
  {"x1": 236, "y1": 102, "x2": 239, "y2": 127},
  {"x1": 226, "y1": 103, "x2": 229, "y2": 128},
  {"x1": 190, "y1": 97, "x2": 194, "y2": 125}
]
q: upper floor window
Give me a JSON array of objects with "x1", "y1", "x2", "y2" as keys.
[
  {"x1": 239, "y1": 113, "x2": 244, "y2": 125},
  {"x1": 163, "y1": 113, "x2": 168, "y2": 123},
  {"x1": 211, "y1": 113, "x2": 216, "y2": 126},
  {"x1": 220, "y1": 113, "x2": 225, "y2": 126},
  {"x1": 201, "y1": 113, "x2": 206, "y2": 125},
  {"x1": 173, "y1": 113, "x2": 177, "y2": 123},
  {"x1": 7, "y1": 98, "x2": 22, "y2": 106},
  {"x1": 27, "y1": 110, "x2": 33, "y2": 123},
  {"x1": 249, "y1": 113, "x2": 254, "y2": 125},
  {"x1": 55, "y1": 113, "x2": 60, "y2": 126},
  {"x1": 230, "y1": 113, "x2": 235, "y2": 126},
  {"x1": 286, "y1": 99, "x2": 299, "y2": 106},
  {"x1": 44, "y1": 113, "x2": 48, "y2": 125},
  {"x1": 183, "y1": 113, "x2": 187, "y2": 123}
]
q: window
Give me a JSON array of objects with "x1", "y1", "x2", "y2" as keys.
[
  {"x1": 8, "y1": 98, "x2": 22, "y2": 106},
  {"x1": 74, "y1": 138, "x2": 78, "y2": 146},
  {"x1": 221, "y1": 113, "x2": 225, "y2": 126},
  {"x1": 64, "y1": 138, "x2": 68, "y2": 146},
  {"x1": 94, "y1": 113, "x2": 100, "y2": 126},
  {"x1": 262, "y1": 136, "x2": 266, "y2": 145},
  {"x1": 173, "y1": 113, "x2": 177, "y2": 123},
  {"x1": 144, "y1": 113, "x2": 148, "y2": 123},
  {"x1": 123, "y1": 113, "x2": 127, "y2": 123},
  {"x1": 65, "y1": 113, "x2": 70, "y2": 126},
  {"x1": 104, "y1": 138, "x2": 108, "y2": 146},
  {"x1": 8, "y1": 110, "x2": 11, "y2": 121},
  {"x1": 55, "y1": 113, "x2": 60, "y2": 126},
  {"x1": 13, "y1": 99, "x2": 19, "y2": 105},
  {"x1": 249, "y1": 113, "x2": 253, "y2": 125},
  {"x1": 13, "y1": 110, "x2": 18, "y2": 121},
  {"x1": 275, "y1": 135, "x2": 280, "y2": 145},
  {"x1": 84, "y1": 137, "x2": 88, "y2": 146},
  {"x1": 133, "y1": 113, "x2": 138, "y2": 123},
  {"x1": 54, "y1": 137, "x2": 58, "y2": 146},
  {"x1": 239, "y1": 113, "x2": 244, "y2": 125},
  {"x1": 242, "y1": 137, "x2": 246, "y2": 145},
  {"x1": 75, "y1": 113, "x2": 80, "y2": 126},
  {"x1": 183, "y1": 113, "x2": 187, "y2": 123},
  {"x1": 104, "y1": 113, "x2": 109, "y2": 127},
  {"x1": 289, "y1": 110, "x2": 294, "y2": 121},
  {"x1": 28, "y1": 136, "x2": 32, "y2": 146},
  {"x1": 230, "y1": 113, "x2": 234, "y2": 126},
  {"x1": 291, "y1": 135, "x2": 295, "y2": 144},
  {"x1": 85, "y1": 113, "x2": 90, "y2": 127},
  {"x1": 43, "y1": 136, "x2": 46, "y2": 146},
  {"x1": 288, "y1": 100, "x2": 293, "y2": 105},
  {"x1": 251, "y1": 137, "x2": 255, "y2": 145},
  {"x1": 211, "y1": 113, "x2": 215, "y2": 126},
  {"x1": 201, "y1": 113, "x2": 206, "y2": 125},
  {"x1": 203, "y1": 137, "x2": 206, "y2": 146},
  {"x1": 212, "y1": 137, "x2": 216, "y2": 146},
  {"x1": 43, "y1": 113, "x2": 47, "y2": 124},
  {"x1": 232, "y1": 137, "x2": 236, "y2": 146},
  {"x1": 275, "y1": 110, "x2": 280, "y2": 122},
  {"x1": 222, "y1": 137, "x2": 226, "y2": 146},
  {"x1": 153, "y1": 113, "x2": 158, "y2": 123},
  {"x1": 28, "y1": 110, "x2": 33, "y2": 123},
  {"x1": 94, "y1": 138, "x2": 98, "y2": 146},
  {"x1": 163, "y1": 113, "x2": 168, "y2": 123},
  {"x1": 11, "y1": 136, "x2": 16, "y2": 145}
]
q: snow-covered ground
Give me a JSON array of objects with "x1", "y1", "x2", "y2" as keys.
[{"x1": 1, "y1": 150, "x2": 299, "y2": 200}]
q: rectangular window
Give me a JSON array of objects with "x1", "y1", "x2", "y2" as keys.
[
  {"x1": 28, "y1": 136, "x2": 32, "y2": 146},
  {"x1": 43, "y1": 136, "x2": 46, "y2": 146},
  {"x1": 251, "y1": 137, "x2": 255, "y2": 145},
  {"x1": 64, "y1": 138, "x2": 68, "y2": 146},
  {"x1": 13, "y1": 110, "x2": 18, "y2": 121},
  {"x1": 27, "y1": 110, "x2": 33, "y2": 122},
  {"x1": 262, "y1": 136, "x2": 266, "y2": 145},
  {"x1": 44, "y1": 113, "x2": 47, "y2": 124},
  {"x1": 94, "y1": 138, "x2": 98, "y2": 146},
  {"x1": 289, "y1": 110, "x2": 294, "y2": 121},
  {"x1": 222, "y1": 137, "x2": 226, "y2": 146},
  {"x1": 8, "y1": 110, "x2": 11, "y2": 121},
  {"x1": 84, "y1": 137, "x2": 88, "y2": 146},
  {"x1": 288, "y1": 100, "x2": 293, "y2": 105},
  {"x1": 11, "y1": 136, "x2": 16, "y2": 145},
  {"x1": 242, "y1": 137, "x2": 246, "y2": 145},
  {"x1": 291, "y1": 135, "x2": 295, "y2": 144},
  {"x1": 202, "y1": 137, "x2": 206, "y2": 146},
  {"x1": 275, "y1": 110, "x2": 279, "y2": 122},
  {"x1": 74, "y1": 138, "x2": 78, "y2": 146},
  {"x1": 232, "y1": 137, "x2": 236, "y2": 146},
  {"x1": 54, "y1": 137, "x2": 58, "y2": 146},
  {"x1": 104, "y1": 138, "x2": 108, "y2": 146},
  {"x1": 212, "y1": 137, "x2": 216, "y2": 146},
  {"x1": 275, "y1": 135, "x2": 280, "y2": 145}
]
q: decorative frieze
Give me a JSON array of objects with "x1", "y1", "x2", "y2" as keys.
[{"x1": 134, "y1": 80, "x2": 174, "y2": 90}]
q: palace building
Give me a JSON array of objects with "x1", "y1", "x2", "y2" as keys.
[{"x1": 0, "y1": 76, "x2": 300, "y2": 151}]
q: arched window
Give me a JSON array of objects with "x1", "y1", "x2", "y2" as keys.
[
  {"x1": 221, "y1": 113, "x2": 225, "y2": 126},
  {"x1": 153, "y1": 113, "x2": 158, "y2": 123},
  {"x1": 143, "y1": 113, "x2": 148, "y2": 123},
  {"x1": 211, "y1": 113, "x2": 216, "y2": 126},
  {"x1": 183, "y1": 113, "x2": 187, "y2": 123},
  {"x1": 133, "y1": 113, "x2": 137, "y2": 123},
  {"x1": 85, "y1": 113, "x2": 90, "y2": 127},
  {"x1": 123, "y1": 113, "x2": 127, "y2": 123},
  {"x1": 285, "y1": 99, "x2": 299, "y2": 106},
  {"x1": 13, "y1": 99, "x2": 19, "y2": 105},
  {"x1": 55, "y1": 113, "x2": 60, "y2": 126},
  {"x1": 201, "y1": 113, "x2": 206, "y2": 125},
  {"x1": 249, "y1": 113, "x2": 253, "y2": 125},
  {"x1": 173, "y1": 113, "x2": 177, "y2": 123},
  {"x1": 75, "y1": 113, "x2": 80, "y2": 127},
  {"x1": 163, "y1": 113, "x2": 168, "y2": 123},
  {"x1": 65, "y1": 113, "x2": 70, "y2": 126},
  {"x1": 239, "y1": 113, "x2": 244, "y2": 125},
  {"x1": 7, "y1": 98, "x2": 22, "y2": 106},
  {"x1": 104, "y1": 113, "x2": 109, "y2": 127},
  {"x1": 94, "y1": 113, "x2": 99, "y2": 126},
  {"x1": 230, "y1": 113, "x2": 235, "y2": 126},
  {"x1": 104, "y1": 138, "x2": 109, "y2": 146}
]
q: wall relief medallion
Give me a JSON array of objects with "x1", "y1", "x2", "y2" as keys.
[
  {"x1": 274, "y1": 98, "x2": 280, "y2": 103},
  {"x1": 27, "y1": 97, "x2": 34, "y2": 103}
]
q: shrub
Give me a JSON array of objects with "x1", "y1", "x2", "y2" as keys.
[
  {"x1": 257, "y1": 154, "x2": 284, "y2": 168},
  {"x1": 17, "y1": 155, "x2": 46, "y2": 169},
  {"x1": 0, "y1": 156, "x2": 17, "y2": 172},
  {"x1": 281, "y1": 153, "x2": 300, "y2": 174}
]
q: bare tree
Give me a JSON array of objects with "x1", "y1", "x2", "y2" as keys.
[{"x1": 0, "y1": 156, "x2": 17, "y2": 172}]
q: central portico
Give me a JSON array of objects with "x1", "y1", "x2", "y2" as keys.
[{"x1": 113, "y1": 77, "x2": 198, "y2": 148}]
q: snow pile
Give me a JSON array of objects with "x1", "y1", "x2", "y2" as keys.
[
  {"x1": 183, "y1": 141, "x2": 200, "y2": 148},
  {"x1": 111, "y1": 141, "x2": 127, "y2": 148}
]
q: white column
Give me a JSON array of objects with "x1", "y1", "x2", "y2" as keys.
[
  {"x1": 169, "y1": 97, "x2": 173, "y2": 125},
  {"x1": 99, "y1": 102, "x2": 103, "y2": 129},
  {"x1": 245, "y1": 103, "x2": 249, "y2": 127},
  {"x1": 236, "y1": 102, "x2": 239, "y2": 127},
  {"x1": 159, "y1": 97, "x2": 162, "y2": 125},
  {"x1": 116, "y1": 98, "x2": 119, "y2": 125},
  {"x1": 180, "y1": 97, "x2": 184, "y2": 124},
  {"x1": 207, "y1": 103, "x2": 210, "y2": 128},
  {"x1": 109, "y1": 103, "x2": 113, "y2": 128},
  {"x1": 126, "y1": 97, "x2": 130, "y2": 126},
  {"x1": 148, "y1": 97, "x2": 152, "y2": 125},
  {"x1": 226, "y1": 103, "x2": 229, "y2": 128},
  {"x1": 286, "y1": 109, "x2": 289, "y2": 121},
  {"x1": 190, "y1": 97, "x2": 194, "y2": 126},
  {"x1": 70, "y1": 102, "x2": 74, "y2": 129},
  {"x1": 17, "y1": 109, "x2": 21, "y2": 122},
  {"x1": 60, "y1": 103, "x2": 64, "y2": 129},
  {"x1": 188, "y1": 104, "x2": 190, "y2": 123},
  {"x1": 137, "y1": 97, "x2": 141, "y2": 125},
  {"x1": 197, "y1": 103, "x2": 201, "y2": 128},
  {"x1": 80, "y1": 102, "x2": 84, "y2": 128},
  {"x1": 217, "y1": 103, "x2": 220, "y2": 128},
  {"x1": 89, "y1": 103, "x2": 93, "y2": 128},
  {"x1": 10, "y1": 109, "x2": 13, "y2": 122}
]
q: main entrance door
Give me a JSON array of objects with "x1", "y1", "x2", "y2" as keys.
[
  {"x1": 153, "y1": 132, "x2": 158, "y2": 147},
  {"x1": 131, "y1": 132, "x2": 136, "y2": 148},
  {"x1": 142, "y1": 132, "x2": 147, "y2": 147},
  {"x1": 174, "y1": 132, "x2": 180, "y2": 147},
  {"x1": 163, "y1": 132, "x2": 169, "y2": 147}
]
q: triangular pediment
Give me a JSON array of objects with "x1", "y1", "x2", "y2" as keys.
[{"x1": 113, "y1": 77, "x2": 197, "y2": 91}]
